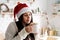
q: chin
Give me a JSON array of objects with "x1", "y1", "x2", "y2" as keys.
[
  {"x1": 26, "y1": 22, "x2": 30, "y2": 24},
  {"x1": 27, "y1": 22, "x2": 30, "y2": 24}
]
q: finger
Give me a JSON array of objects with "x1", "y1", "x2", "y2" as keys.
[
  {"x1": 29, "y1": 23, "x2": 37, "y2": 26},
  {"x1": 30, "y1": 26, "x2": 32, "y2": 32}
]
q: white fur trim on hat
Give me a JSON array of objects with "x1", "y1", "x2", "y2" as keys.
[{"x1": 17, "y1": 7, "x2": 32, "y2": 18}]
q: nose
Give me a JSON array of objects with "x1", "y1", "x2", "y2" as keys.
[
  {"x1": 27, "y1": 13, "x2": 31, "y2": 19},
  {"x1": 27, "y1": 14, "x2": 31, "y2": 19}
]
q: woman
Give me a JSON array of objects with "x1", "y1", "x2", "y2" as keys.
[{"x1": 5, "y1": 3, "x2": 35, "y2": 40}]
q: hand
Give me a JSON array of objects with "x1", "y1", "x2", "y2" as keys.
[{"x1": 25, "y1": 23, "x2": 36, "y2": 33}]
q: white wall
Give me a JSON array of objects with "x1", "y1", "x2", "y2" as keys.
[{"x1": 0, "y1": 13, "x2": 14, "y2": 38}]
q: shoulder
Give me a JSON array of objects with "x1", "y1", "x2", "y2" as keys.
[
  {"x1": 5, "y1": 22, "x2": 18, "y2": 39},
  {"x1": 9, "y1": 21, "x2": 16, "y2": 26},
  {"x1": 8, "y1": 21, "x2": 17, "y2": 28},
  {"x1": 7, "y1": 21, "x2": 18, "y2": 32}
]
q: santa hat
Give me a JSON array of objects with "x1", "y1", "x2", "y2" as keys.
[{"x1": 14, "y1": 2, "x2": 32, "y2": 21}]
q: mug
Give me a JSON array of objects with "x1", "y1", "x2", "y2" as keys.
[{"x1": 32, "y1": 23, "x2": 39, "y2": 33}]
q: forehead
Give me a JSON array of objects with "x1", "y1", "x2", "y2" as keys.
[{"x1": 23, "y1": 12, "x2": 32, "y2": 14}]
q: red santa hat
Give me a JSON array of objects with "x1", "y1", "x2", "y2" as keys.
[{"x1": 14, "y1": 2, "x2": 32, "y2": 20}]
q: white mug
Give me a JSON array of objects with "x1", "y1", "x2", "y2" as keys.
[{"x1": 32, "y1": 23, "x2": 39, "y2": 33}]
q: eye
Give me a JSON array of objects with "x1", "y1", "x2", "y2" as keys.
[
  {"x1": 29, "y1": 13, "x2": 32, "y2": 16},
  {"x1": 23, "y1": 12, "x2": 32, "y2": 16},
  {"x1": 23, "y1": 14, "x2": 28, "y2": 16},
  {"x1": 24, "y1": 14, "x2": 28, "y2": 16}
]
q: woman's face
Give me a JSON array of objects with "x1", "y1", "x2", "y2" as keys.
[{"x1": 22, "y1": 12, "x2": 32, "y2": 24}]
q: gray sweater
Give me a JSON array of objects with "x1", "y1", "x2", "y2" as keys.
[{"x1": 5, "y1": 22, "x2": 29, "y2": 40}]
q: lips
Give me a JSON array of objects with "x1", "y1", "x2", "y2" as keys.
[{"x1": 27, "y1": 20, "x2": 30, "y2": 22}]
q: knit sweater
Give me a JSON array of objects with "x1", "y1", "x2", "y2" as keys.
[{"x1": 5, "y1": 22, "x2": 29, "y2": 40}]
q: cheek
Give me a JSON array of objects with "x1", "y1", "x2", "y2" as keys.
[
  {"x1": 23, "y1": 16, "x2": 32, "y2": 22},
  {"x1": 23, "y1": 17, "x2": 27, "y2": 21},
  {"x1": 30, "y1": 17, "x2": 32, "y2": 19},
  {"x1": 29, "y1": 17, "x2": 31, "y2": 20},
  {"x1": 30, "y1": 16, "x2": 32, "y2": 20}
]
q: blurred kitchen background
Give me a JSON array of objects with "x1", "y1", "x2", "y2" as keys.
[{"x1": 0, "y1": 0, "x2": 60, "y2": 40}]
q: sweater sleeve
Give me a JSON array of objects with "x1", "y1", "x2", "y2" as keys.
[{"x1": 5, "y1": 22, "x2": 29, "y2": 40}]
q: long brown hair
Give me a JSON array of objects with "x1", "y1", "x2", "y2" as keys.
[{"x1": 14, "y1": 14, "x2": 35, "y2": 40}]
